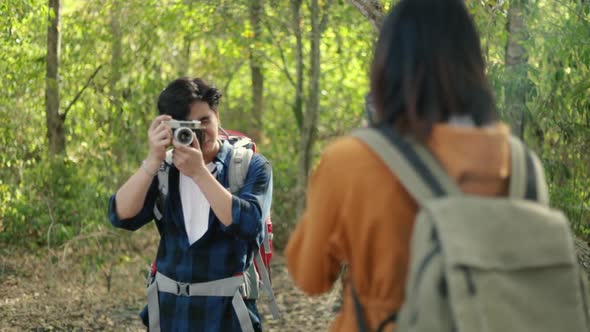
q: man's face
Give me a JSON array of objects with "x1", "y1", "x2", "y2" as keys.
[{"x1": 187, "y1": 101, "x2": 220, "y2": 160}]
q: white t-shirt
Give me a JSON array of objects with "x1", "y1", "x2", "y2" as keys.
[{"x1": 179, "y1": 162, "x2": 217, "y2": 245}]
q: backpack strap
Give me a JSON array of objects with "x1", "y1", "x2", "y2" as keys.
[
  {"x1": 508, "y1": 137, "x2": 549, "y2": 205},
  {"x1": 153, "y1": 150, "x2": 174, "y2": 221},
  {"x1": 508, "y1": 136, "x2": 527, "y2": 200},
  {"x1": 228, "y1": 146, "x2": 254, "y2": 194},
  {"x1": 254, "y1": 251, "x2": 281, "y2": 319},
  {"x1": 352, "y1": 126, "x2": 462, "y2": 331},
  {"x1": 355, "y1": 127, "x2": 550, "y2": 205},
  {"x1": 350, "y1": 284, "x2": 369, "y2": 332},
  {"x1": 148, "y1": 272, "x2": 256, "y2": 332},
  {"x1": 228, "y1": 143, "x2": 280, "y2": 319},
  {"x1": 408, "y1": 136, "x2": 463, "y2": 196},
  {"x1": 352, "y1": 126, "x2": 461, "y2": 206}
]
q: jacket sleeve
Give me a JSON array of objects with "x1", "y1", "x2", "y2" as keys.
[
  {"x1": 285, "y1": 151, "x2": 342, "y2": 295},
  {"x1": 221, "y1": 154, "x2": 272, "y2": 245},
  {"x1": 108, "y1": 177, "x2": 159, "y2": 231}
]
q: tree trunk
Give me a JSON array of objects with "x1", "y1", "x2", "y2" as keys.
[
  {"x1": 178, "y1": 0, "x2": 194, "y2": 76},
  {"x1": 504, "y1": 0, "x2": 529, "y2": 139},
  {"x1": 348, "y1": 0, "x2": 385, "y2": 32},
  {"x1": 249, "y1": 0, "x2": 264, "y2": 143},
  {"x1": 291, "y1": 0, "x2": 304, "y2": 132},
  {"x1": 110, "y1": 0, "x2": 128, "y2": 165},
  {"x1": 178, "y1": 36, "x2": 192, "y2": 77},
  {"x1": 45, "y1": 0, "x2": 65, "y2": 155},
  {"x1": 296, "y1": 0, "x2": 324, "y2": 214},
  {"x1": 110, "y1": 0, "x2": 122, "y2": 118}
]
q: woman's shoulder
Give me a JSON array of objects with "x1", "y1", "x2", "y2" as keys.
[
  {"x1": 308, "y1": 134, "x2": 405, "y2": 196},
  {"x1": 321, "y1": 134, "x2": 390, "y2": 170}
]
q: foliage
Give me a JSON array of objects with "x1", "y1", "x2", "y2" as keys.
[
  {"x1": 525, "y1": 1, "x2": 590, "y2": 237},
  {"x1": 1, "y1": 0, "x2": 589, "y2": 254},
  {"x1": 467, "y1": 0, "x2": 590, "y2": 237},
  {"x1": 0, "y1": 155, "x2": 114, "y2": 248}
]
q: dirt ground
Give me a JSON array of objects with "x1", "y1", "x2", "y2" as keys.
[
  {"x1": 1, "y1": 232, "x2": 589, "y2": 331},
  {"x1": 0, "y1": 230, "x2": 341, "y2": 332}
]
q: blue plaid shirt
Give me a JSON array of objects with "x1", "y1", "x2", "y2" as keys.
[{"x1": 108, "y1": 140, "x2": 272, "y2": 331}]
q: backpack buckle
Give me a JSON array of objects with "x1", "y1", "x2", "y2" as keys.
[
  {"x1": 146, "y1": 270, "x2": 155, "y2": 288},
  {"x1": 176, "y1": 282, "x2": 190, "y2": 296}
]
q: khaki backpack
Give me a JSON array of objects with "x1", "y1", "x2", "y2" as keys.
[{"x1": 352, "y1": 126, "x2": 590, "y2": 332}]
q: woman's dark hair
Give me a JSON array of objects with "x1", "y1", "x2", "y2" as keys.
[
  {"x1": 370, "y1": 0, "x2": 497, "y2": 139},
  {"x1": 157, "y1": 77, "x2": 222, "y2": 119}
]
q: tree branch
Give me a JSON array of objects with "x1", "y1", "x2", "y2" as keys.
[
  {"x1": 484, "y1": 0, "x2": 505, "y2": 64},
  {"x1": 320, "y1": 0, "x2": 333, "y2": 33},
  {"x1": 223, "y1": 60, "x2": 246, "y2": 94},
  {"x1": 348, "y1": 0, "x2": 385, "y2": 32},
  {"x1": 61, "y1": 64, "x2": 103, "y2": 121},
  {"x1": 263, "y1": 20, "x2": 296, "y2": 87}
]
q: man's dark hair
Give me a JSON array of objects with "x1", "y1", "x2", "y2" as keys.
[
  {"x1": 370, "y1": 0, "x2": 497, "y2": 139},
  {"x1": 157, "y1": 77, "x2": 222, "y2": 119}
]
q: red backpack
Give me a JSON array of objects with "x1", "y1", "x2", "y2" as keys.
[{"x1": 218, "y1": 129, "x2": 275, "y2": 280}]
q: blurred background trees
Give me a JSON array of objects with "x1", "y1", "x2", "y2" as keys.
[{"x1": 1, "y1": 0, "x2": 588, "y2": 254}]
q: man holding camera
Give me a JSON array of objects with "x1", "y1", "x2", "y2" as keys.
[{"x1": 108, "y1": 77, "x2": 272, "y2": 331}]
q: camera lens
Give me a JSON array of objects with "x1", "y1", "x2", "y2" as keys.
[{"x1": 174, "y1": 127, "x2": 194, "y2": 145}]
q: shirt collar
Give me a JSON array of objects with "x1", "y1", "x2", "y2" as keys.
[{"x1": 213, "y1": 139, "x2": 232, "y2": 166}]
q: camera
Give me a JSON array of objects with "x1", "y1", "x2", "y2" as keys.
[{"x1": 164, "y1": 119, "x2": 204, "y2": 146}]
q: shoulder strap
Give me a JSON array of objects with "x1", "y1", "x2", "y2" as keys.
[
  {"x1": 228, "y1": 145, "x2": 280, "y2": 319},
  {"x1": 508, "y1": 136, "x2": 527, "y2": 199},
  {"x1": 153, "y1": 150, "x2": 174, "y2": 221},
  {"x1": 354, "y1": 127, "x2": 549, "y2": 206},
  {"x1": 254, "y1": 251, "x2": 281, "y2": 319},
  {"x1": 352, "y1": 126, "x2": 461, "y2": 206},
  {"x1": 508, "y1": 137, "x2": 549, "y2": 204},
  {"x1": 228, "y1": 146, "x2": 254, "y2": 194}
]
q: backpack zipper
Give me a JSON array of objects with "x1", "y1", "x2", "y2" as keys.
[
  {"x1": 457, "y1": 265, "x2": 477, "y2": 295},
  {"x1": 457, "y1": 264, "x2": 485, "y2": 331}
]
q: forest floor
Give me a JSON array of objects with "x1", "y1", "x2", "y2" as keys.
[
  {"x1": 0, "y1": 229, "x2": 341, "y2": 332},
  {"x1": 1, "y1": 232, "x2": 589, "y2": 331}
]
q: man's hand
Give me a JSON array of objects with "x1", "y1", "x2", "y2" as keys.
[
  {"x1": 173, "y1": 132, "x2": 208, "y2": 180},
  {"x1": 174, "y1": 132, "x2": 233, "y2": 226},
  {"x1": 146, "y1": 115, "x2": 172, "y2": 170}
]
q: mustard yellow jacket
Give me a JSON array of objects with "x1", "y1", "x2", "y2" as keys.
[{"x1": 286, "y1": 123, "x2": 511, "y2": 331}]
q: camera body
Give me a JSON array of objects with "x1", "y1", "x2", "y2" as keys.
[{"x1": 164, "y1": 119, "x2": 204, "y2": 146}]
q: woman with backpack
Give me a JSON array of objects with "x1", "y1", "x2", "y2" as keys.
[{"x1": 286, "y1": 0, "x2": 514, "y2": 330}]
